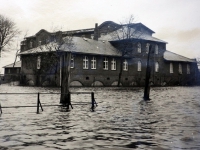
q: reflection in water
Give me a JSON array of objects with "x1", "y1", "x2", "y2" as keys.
[{"x1": 0, "y1": 85, "x2": 200, "y2": 149}]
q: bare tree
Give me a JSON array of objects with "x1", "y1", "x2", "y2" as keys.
[
  {"x1": 21, "y1": 32, "x2": 74, "y2": 86},
  {"x1": 0, "y1": 14, "x2": 20, "y2": 56},
  {"x1": 106, "y1": 15, "x2": 143, "y2": 86},
  {"x1": 20, "y1": 30, "x2": 74, "y2": 106}
]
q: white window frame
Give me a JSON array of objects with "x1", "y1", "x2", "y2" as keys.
[
  {"x1": 91, "y1": 57, "x2": 96, "y2": 69},
  {"x1": 70, "y1": 55, "x2": 74, "y2": 68},
  {"x1": 137, "y1": 42, "x2": 141, "y2": 53},
  {"x1": 187, "y1": 64, "x2": 190, "y2": 74},
  {"x1": 155, "y1": 61, "x2": 159, "y2": 72},
  {"x1": 170, "y1": 63, "x2": 173, "y2": 73},
  {"x1": 146, "y1": 43, "x2": 150, "y2": 54},
  {"x1": 103, "y1": 57, "x2": 108, "y2": 70},
  {"x1": 83, "y1": 56, "x2": 88, "y2": 69},
  {"x1": 37, "y1": 56, "x2": 41, "y2": 69},
  {"x1": 123, "y1": 59, "x2": 128, "y2": 71},
  {"x1": 138, "y1": 61, "x2": 142, "y2": 71},
  {"x1": 179, "y1": 63, "x2": 182, "y2": 74},
  {"x1": 155, "y1": 44, "x2": 158, "y2": 54},
  {"x1": 111, "y1": 58, "x2": 116, "y2": 70}
]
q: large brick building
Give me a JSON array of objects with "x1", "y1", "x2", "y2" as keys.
[{"x1": 18, "y1": 21, "x2": 199, "y2": 86}]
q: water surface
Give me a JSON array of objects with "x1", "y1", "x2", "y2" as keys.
[{"x1": 0, "y1": 85, "x2": 200, "y2": 150}]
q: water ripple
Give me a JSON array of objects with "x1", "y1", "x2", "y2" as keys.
[{"x1": 0, "y1": 85, "x2": 200, "y2": 149}]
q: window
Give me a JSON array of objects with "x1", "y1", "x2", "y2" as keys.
[
  {"x1": 187, "y1": 64, "x2": 190, "y2": 74},
  {"x1": 137, "y1": 43, "x2": 141, "y2": 53},
  {"x1": 138, "y1": 61, "x2": 141, "y2": 71},
  {"x1": 123, "y1": 59, "x2": 128, "y2": 71},
  {"x1": 17, "y1": 68, "x2": 20, "y2": 74},
  {"x1": 170, "y1": 63, "x2": 173, "y2": 73},
  {"x1": 46, "y1": 39, "x2": 50, "y2": 44},
  {"x1": 37, "y1": 56, "x2": 41, "y2": 69},
  {"x1": 179, "y1": 63, "x2": 182, "y2": 74},
  {"x1": 146, "y1": 43, "x2": 150, "y2": 53},
  {"x1": 103, "y1": 57, "x2": 108, "y2": 70},
  {"x1": 155, "y1": 61, "x2": 159, "y2": 72},
  {"x1": 91, "y1": 57, "x2": 96, "y2": 69},
  {"x1": 30, "y1": 42, "x2": 33, "y2": 48},
  {"x1": 54, "y1": 37, "x2": 57, "y2": 42},
  {"x1": 70, "y1": 55, "x2": 74, "y2": 68},
  {"x1": 91, "y1": 34, "x2": 94, "y2": 39},
  {"x1": 8, "y1": 68, "x2": 10, "y2": 74},
  {"x1": 155, "y1": 44, "x2": 158, "y2": 54},
  {"x1": 83, "y1": 56, "x2": 88, "y2": 69},
  {"x1": 111, "y1": 58, "x2": 116, "y2": 70},
  {"x1": 38, "y1": 41, "x2": 41, "y2": 46}
]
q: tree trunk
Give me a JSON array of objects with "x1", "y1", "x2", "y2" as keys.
[
  {"x1": 60, "y1": 52, "x2": 71, "y2": 104},
  {"x1": 144, "y1": 45, "x2": 152, "y2": 100},
  {"x1": 54, "y1": 62, "x2": 58, "y2": 86}
]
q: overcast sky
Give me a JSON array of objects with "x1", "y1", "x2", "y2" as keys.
[{"x1": 1, "y1": 0, "x2": 200, "y2": 73}]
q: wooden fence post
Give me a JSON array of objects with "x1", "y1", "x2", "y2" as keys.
[
  {"x1": 37, "y1": 92, "x2": 40, "y2": 114},
  {"x1": 39, "y1": 99, "x2": 43, "y2": 112},
  {"x1": 0, "y1": 103, "x2": 2, "y2": 114},
  {"x1": 91, "y1": 92, "x2": 95, "y2": 111}
]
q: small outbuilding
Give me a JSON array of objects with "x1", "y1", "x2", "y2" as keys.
[{"x1": 2, "y1": 61, "x2": 21, "y2": 84}]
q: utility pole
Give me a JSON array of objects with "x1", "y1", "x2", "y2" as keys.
[
  {"x1": 144, "y1": 45, "x2": 153, "y2": 100},
  {"x1": 60, "y1": 52, "x2": 71, "y2": 108}
]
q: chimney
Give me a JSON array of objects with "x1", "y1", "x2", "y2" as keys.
[{"x1": 94, "y1": 23, "x2": 99, "y2": 41}]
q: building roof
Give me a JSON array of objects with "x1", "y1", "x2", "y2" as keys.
[
  {"x1": 163, "y1": 50, "x2": 196, "y2": 63},
  {"x1": 99, "y1": 29, "x2": 167, "y2": 43},
  {"x1": 25, "y1": 28, "x2": 95, "y2": 39},
  {"x1": 3, "y1": 61, "x2": 21, "y2": 68},
  {"x1": 19, "y1": 37, "x2": 122, "y2": 56}
]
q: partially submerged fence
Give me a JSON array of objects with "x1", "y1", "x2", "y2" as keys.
[{"x1": 0, "y1": 92, "x2": 97, "y2": 115}]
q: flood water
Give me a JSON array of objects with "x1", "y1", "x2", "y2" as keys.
[{"x1": 0, "y1": 85, "x2": 200, "y2": 150}]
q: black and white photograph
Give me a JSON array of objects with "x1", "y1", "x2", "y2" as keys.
[{"x1": 0, "y1": 0, "x2": 200, "y2": 149}]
